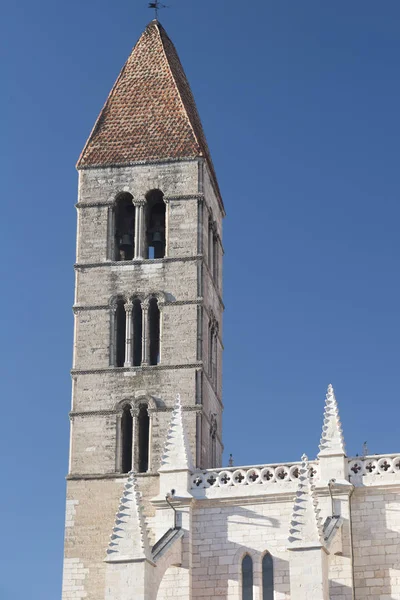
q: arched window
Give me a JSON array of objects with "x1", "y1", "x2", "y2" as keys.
[
  {"x1": 137, "y1": 405, "x2": 150, "y2": 473},
  {"x1": 132, "y1": 298, "x2": 143, "y2": 367},
  {"x1": 145, "y1": 190, "x2": 166, "y2": 259},
  {"x1": 115, "y1": 299, "x2": 126, "y2": 367},
  {"x1": 242, "y1": 555, "x2": 253, "y2": 600},
  {"x1": 121, "y1": 405, "x2": 133, "y2": 473},
  {"x1": 262, "y1": 553, "x2": 274, "y2": 600},
  {"x1": 148, "y1": 297, "x2": 160, "y2": 366},
  {"x1": 115, "y1": 193, "x2": 135, "y2": 261}
]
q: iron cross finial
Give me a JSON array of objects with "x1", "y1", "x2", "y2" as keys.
[{"x1": 148, "y1": 1, "x2": 167, "y2": 19}]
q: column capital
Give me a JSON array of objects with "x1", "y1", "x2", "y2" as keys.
[
  {"x1": 133, "y1": 199, "x2": 146, "y2": 208},
  {"x1": 124, "y1": 301, "x2": 133, "y2": 313}
]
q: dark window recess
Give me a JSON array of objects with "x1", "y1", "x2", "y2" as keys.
[
  {"x1": 138, "y1": 405, "x2": 150, "y2": 473},
  {"x1": 148, "y1": 298, "x2": 160, "y2": 366},
  {"x1": 121, "y1": 406, "x2": 133, "y2": 473},
  {"x1": 242, "y1": 555, "x2": 253, "y2": 600},
  {"x1": 115, "y1": 193, "x2": 135, "y2": 261},
  {"x1": 146, "y1": 190, "x2": 166, "y2": 259},
  {"x1": 262, "y1": 553, "x2": 274, "y2": 600},
  {"x1": 116, "y1": 300, "x2": 126, "y2": 367},
  {"x1": 133, "y1": 299, "x2": 143, "y2": 367}
]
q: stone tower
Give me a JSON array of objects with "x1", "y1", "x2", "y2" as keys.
[{"x1": 62, "y1": 20, "x2": 224, "y2": 600}]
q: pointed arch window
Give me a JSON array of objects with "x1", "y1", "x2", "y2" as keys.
[
  {"x1": 262, "y1": 553, "x2": 274, "y2": 600},
  {"x1": 145, "y1": 189, "x2": 166, "y2": 259},
  {"x1": 114, "y1": 193, "x2": 135, "y2": 261},
  {"x1": 242, "y1": 555, "x2": 253, "y2": 600},
  {"x1": 121, "y1": 405, "x2": 133, "y2": 473},
  {"x1": 148, "y1": 297, "x2": 161, "y2": 366}
]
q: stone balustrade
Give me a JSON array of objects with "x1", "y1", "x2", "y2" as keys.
[
  {"x1": 190, "y1": 461, "x2": 319, "y2": 492},
  {"x1": 348, "y1": 454, "x2": 400, "y2": 485}
]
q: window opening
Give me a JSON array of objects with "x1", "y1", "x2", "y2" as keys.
[
  {"x1": 121, "y1": 405, "x2": 133, "y2": 473},
  {"x1": 242, "y1": 555, "x2": 253, "y2": 600},
  {"x1": 116, "y1": 300, "x2": 126, "y2": 367},
  {"x1": 138, "y1": 405, "x2": 150, "y2": 473},
  {"x1": 146, "y1": 190, "x2": 166, "y2": 259},
  {"x1": 115, "y1": 193, "x2": 135, "y2": 261},
  {"x1": 213, "y1": 233, "x2": 218, "y2": 281},
  {"x1": 149, "y1": 297, "x2": 160, "y2": 366},
  {"x1": 262, "y1": 553, "x2": 274, "y2": 600},
  {"x1": 133, "y1": 299, "x2": 143, "y2": 367}
]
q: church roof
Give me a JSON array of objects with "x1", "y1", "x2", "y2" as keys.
[{"x1": 77, "y1": 20, "x2": 222, "y2": 204}]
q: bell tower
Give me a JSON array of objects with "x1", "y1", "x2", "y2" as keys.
[{"x1": 63, "y1": 20, "x2": 224, "y2": 600}]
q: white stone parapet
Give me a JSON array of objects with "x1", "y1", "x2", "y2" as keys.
[
  {"x1": 348, "y1": 453, "x2": 400, "y2": 485},
  {"x1": 190, "y1": 460, "x2": 319, "y2": 497}
]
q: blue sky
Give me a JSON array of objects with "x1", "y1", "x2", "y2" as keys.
[{"x1": 1, "y1": 1, "x2": 400, "y2": 597}]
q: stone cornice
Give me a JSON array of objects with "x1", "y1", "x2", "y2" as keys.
[
  {"x1": 74, "y1": 255, "x2": 200, "y2": 269},
  {"x1": 66, "y1": 472, "x2": 159, "y2": 481},
  {"x1": 75, "y1": 193, "x2": 205, "y2": 209},
  {"x1": 72, "y1": 299, "x2": 203, "y2": 313},
  {"x1": 71, "y1": 362, "x2": 203, "y2": 376},
  {"x1": 70, "y1": 405, "x2": 204, "y2": 419}
]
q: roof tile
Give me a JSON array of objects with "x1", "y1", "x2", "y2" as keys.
[{"x1": 77, "y1": 20, "x2": 221, "y2": 202}]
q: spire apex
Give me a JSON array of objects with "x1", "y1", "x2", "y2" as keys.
[
  {"x1": 105, "y1": 472, "x2": 151, "y2": 562},
  {"x1": 318, "y1": 384, "x2": 346, "y2": 457},
  {"x1": 288, "y1": 455, "x2": 324, "y2": 548},
  {"x1": 159, "y1": 394, "x2": 194, "y2": 472}
]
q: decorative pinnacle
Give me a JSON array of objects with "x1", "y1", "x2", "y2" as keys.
[
  {"x1": 288, "y1": 454, "x2": 324, "y2": 547},
  {"x1": 159, "y1": 394, "x2": 194, "y2": 472},
  {"x1": 106, "y1": 471, "x2": 151, "y2": 561},
  {"x1": 318, "y1": 384, "x2": 346, "y2": 457}
]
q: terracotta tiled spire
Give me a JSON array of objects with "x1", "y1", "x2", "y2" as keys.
[{"x1": 77, "y1": 20, "x2": 220, "y2": 199}]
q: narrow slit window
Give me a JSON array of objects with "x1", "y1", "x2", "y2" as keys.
[
  {"x1": 138, "y1": 405, "x2": 150, "y2": 473},
  {"x1": 242, "y1": 555, "x2": 253, "y2": 600},
  {"x1": 121, "y1": 405, "x2": 133, "y2": 473}
]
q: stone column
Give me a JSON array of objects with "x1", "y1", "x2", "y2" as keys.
[
  {"x1": 131, "y1": 406, "x2": 139, "y2": 471},
  {"x1": 124, "y1": 301, "x2": 133, "y2": 367},
  {"x1": 134, "y1": 199, "x2": 146, "y2": 259},
  {"x1": 141, "y1": 301, "x2": 149, "y2": 365},
  {"x1": 109, "y1": 305, "x2": 117, "y2": 367}
]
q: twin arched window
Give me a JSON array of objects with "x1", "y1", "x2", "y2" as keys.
[
  {"x1": 120, "y1": 403, "x2": 150, "y2": 474},
  {"x1": 112, "y1": 189, "x2": 166, "y2": 261},
  {"x1": 111, "y1": 297, "x2": 161, "y2": 368},
  {"x1": 242, "y1": 553, "x2": 273, "y2": 600}
]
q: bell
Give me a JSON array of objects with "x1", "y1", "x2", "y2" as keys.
[
  {"x1": 152, "y1": 231, "x2": 163, "y2": 244},
  {"x1": 120, "y1": 234, "x2": 133, "y2": 248}
]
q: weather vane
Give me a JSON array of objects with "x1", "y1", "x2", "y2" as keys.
[{"x1": 148, "y1": 1, "x2": 168, "y2": 19}]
